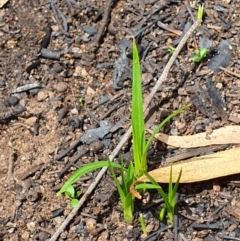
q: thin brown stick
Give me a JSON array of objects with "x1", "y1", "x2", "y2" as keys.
[
  {"x1": 143, "y1": 19, "x2": 202, "y2": 112},
  {"x1": 157, "y1": 21, "x2": 182, "y2": 36},
  {"x1": 20, "y1": 164, "x2": 44, "y2": 180},
  {"x1": 5, "y1": 150, "x2": 16, "y2": 185},
  {"x1": 219, "y1": 66, "x2": 240, "y2": 79},
  {"x1": 49, "y1": 19, "x2": 201, "y2": 241},
  {"x1": 88, "y1": 0, "x2": 113, "y2": 50}
]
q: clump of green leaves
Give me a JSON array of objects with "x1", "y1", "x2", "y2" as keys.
[
  {"x1": 167, "y1": 45, "x2": 175, "y2": 54},
  {"x1": 192, "y1": 48, "x2": 208, "y2": 63},
  {"x1": 108, "y1": 157, "x2": 135, "y2": 222},
  {"x1": 64, "y1": 185, "x2": 82, "y2": 208},
  {"x1": 135, "y1": 164, "x2": 182, "y2": 224},
  {"x1": 58, "y1": 39, "x2": 188, "y2": 224},
  {"x1": 148, "y1": 164, "x2": 181, "y2": 224}
]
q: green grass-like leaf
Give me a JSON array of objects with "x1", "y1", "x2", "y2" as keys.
[
  {"x1": 132, "y1": 39, "x2": 146, "y2": 177},
  {"x1": 108, "y1": 159, "x2": 135, "y2": 223},
  {"x1": 57, "y1": 161, "x2": 126, "y2": 195},
  {"x1": 139, "y1": 213, "x2": 147, "y2": 235},
  {"x1": 197, "y1": 4, "x2": 204, "y2": 20},
  {"x1": 143, "y1": 104, "x2": 191, "y2": 159},
  {"x1": 136, "y1": 165, "x2": 182, "y2": 224}
]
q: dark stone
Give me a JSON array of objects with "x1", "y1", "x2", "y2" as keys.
[
  {"x1": 0, "y1": 80, "x2": 5, "y2": 87},
  {"x1": 53, "y1": 63, "x2": 63, "y2": 73},
  {"x1": 5, "y1": 96, "x2": 19, "y2": 107}
]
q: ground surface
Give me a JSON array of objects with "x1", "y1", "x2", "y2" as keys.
[{"x1": 1, "y1": 0, "x2": 240, "y2": 240}]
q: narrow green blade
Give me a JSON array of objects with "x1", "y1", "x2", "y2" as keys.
[
  {"x1": 132, "y1": 39, "x2": 146, "y2": 176},
  {"x1": 58, "y1": 161, "x2": 126, "y2": 195}
]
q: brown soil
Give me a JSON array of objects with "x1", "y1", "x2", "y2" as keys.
[{"x1": 1, "y1": 0, "x2": 240, "y2": 240}]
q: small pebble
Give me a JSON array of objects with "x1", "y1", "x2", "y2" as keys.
[
  {"x1": 85, "y1": 218, "x2": 97, "y2": 233},
  {"x1": 82, "y1": 25, "x2": 97, "y2": 36},
  {"x1": 146, "y1": 224, "x2": 154, "y2": 233},
  {"x1": 25, "y1": 117, "x2": 37, "y2": 126},
  {"x1": 0, "y1": 80, "x2": 5, "y2": 87},
  {"x1": 198, "y1": 230, "x2": 208, "y2": 238},
  {"x1": 228, "y1": 223, "x2": 237, "y2": 232},
  {"x1": 37, "y1": 231, "x2": 50, "y2": 240},
  {"x1": 216, "y1": 82, "x2": 223, "y2": 89},
  {"x1": 60, "y1": 232, "x2": 67, "y2": 239},
  {"x1": 69, "y1": 117, "x2": 81, "y2": 129},
  {"x1": 74, "y1": 66, "x2": 82, "y2": 77},
  {"x1": 142, "y1": 73, "x2": 152, "y2": 85},
  {"x1": 71, "y1": 47, "x2": 80, "y2": 53},
  {"x1": 21, "y1": 231, "x2": 30, "y2": 240},
  {"x1": 51, "y1": 208, "x2": 64, "y2": 218},
  {"x1": 27, "y1": 188, "x2": 39, "y2": 202},
  {"x1": 37, "y1": 91, "x2": 49, "y2": 101},
  {"x1": 195, "y1": 124, "x2": 204, "y2": 133},
  {"x1": 56, "y1": 82, "x2": 68, "y2": 93},
  {"x1": 26, "y1": 221, "x2": 36, "y2": 232},
  {"x1": 89, "y1": 140, "x2": 104, "y2": 153},
  {"x1": 70, "y1": 108, "x2": 79, "y2": 115},
  {"x1": 76, "y1": 222, "x2": 85, "y2": 234},
  {"x1": 213, "y1": 183, "x2": 221, "y2": 192},
  {"x1": 141, "y1": 234, "x2": 148, "y2": 239},
  {"x1": 53, "y1": 63, "x2": 63, "y2": 73},
  {"x1": 5, "y1": 96, "x2": 19, "y2": 106}
]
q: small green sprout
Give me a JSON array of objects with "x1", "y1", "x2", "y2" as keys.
[
  {"x1": 78, "y1": 97, "x2": 84, "y2": 107},
  {"x1": 192, "y1": 48, "x2": 208, "y2": 63},
  {"x1": 139, "y1": 213, "x2": 147, "y2": 235},
  {"x1": 65, "y1": 185, "x2": 82, "y2": 208},
  {"x1": 167, "y1": 45, "x2": 176, "y2": 54},
  {"x1": 197, "y1": 4, "x2": 204, "y2": 21}
]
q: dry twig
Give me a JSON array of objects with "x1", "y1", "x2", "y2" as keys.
[
  {"x1": 88, "y1": 0, "x2": 113, "y2": 51},
  {"x1": 5, "y1": 150, "x2": 16, "y2": 185},
  {"x1": 219, "y1": 66, "x2": 240, "y2": 79},
  {"x1": 49, "y1": 19, "x2": 202, "y2": 241}
]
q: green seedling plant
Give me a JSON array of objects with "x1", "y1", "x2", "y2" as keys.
[
  {"x1": 108, "y1": 157, "x2": 135, "y2": 222},
  {"x1": 192, "y1": 48, "x2": 208, "y2": 63},
  {"x1": 192, "y1": 5, "x2": 207, "y2": 63},
  {"x1": 167, "y1": 45, "x2": 175, "y2": 54},
  {"x1": 64, "y1": 185, "x2": 82, "y2": 208},
  {"x1": 58, "y1": 39, "x2": 189, "y2": 223},
  {"x1": 135, "y1": 164, "x2": 182, "y2": 224},
  {"x1": 197, "y1": 4, "x2": 204, "y2": 21},
  {"x1": 78, "y1": 97, "x2": 84, "y2": 107}
]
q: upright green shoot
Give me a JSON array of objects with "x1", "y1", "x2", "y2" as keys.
[
  {"x1": 192, "y1": 48, "x2": 208, "y2": 63},
  {"x1": 139, "y1": 213, "x2": 147, "y2": 235},
  {"x1": 108, "y1": 158, "x2": 135, "y2": 223},
  {"x1": 132, "y1": 39, "x2": 146, "y2": 178},
  {"x1": 197, "y1": 4, "x2": 204, "y2": 21},
  {"x1": 135, "y1": 164, "x2": 182, "y2": 224}
]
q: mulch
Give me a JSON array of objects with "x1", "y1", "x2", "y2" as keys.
[{"x1": 1, "y1": 0, "x2": 240, "y2": 240}]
